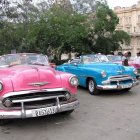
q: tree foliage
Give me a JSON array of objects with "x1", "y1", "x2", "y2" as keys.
[
  {"x1": 0, "y1": 0, "x2": 130, "y2": 61},
  {"x1": 87, "y1": 4, "x2": 130, "y2": 54},
  {"x1": 72, "y1": 0, "x2": 107, "y2": 13}
]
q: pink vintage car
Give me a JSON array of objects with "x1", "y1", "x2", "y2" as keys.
[
  {"x1": 129, "y1": 57, "x2": 140, "y2": 77},
  {"x1": 0, "y1": 53, "x2": 79, "y2": 124}
]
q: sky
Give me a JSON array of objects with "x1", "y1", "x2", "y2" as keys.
[{"x1": 106, "y1": 0, "x2": 139, "y2": 9}]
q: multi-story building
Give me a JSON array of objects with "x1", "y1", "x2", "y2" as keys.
[{"x1": 114, "y1": 1, "x2": 140, "y2": 56}]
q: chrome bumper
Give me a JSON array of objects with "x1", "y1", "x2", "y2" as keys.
[
  {"x1": 0, "y1": 100, "x2": 79, "y2": 119},
  {"x1": 97, "y1": 80, "x2": 139, "y2": 90}
]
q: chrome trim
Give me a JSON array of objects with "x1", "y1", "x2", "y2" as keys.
[
  {"x1": 102, "y1": 75, "x2": 133, "y2": 83},
  {"x1": 2, "y1": 88, "x2": 68, "y2": 99},
  {"x1": 28, "y1": 82, "x2": 51, "y2": 87},
  {"x1": 97, "y1": 80, "x2": 139, "y2": 90},
  {"x1": 109, "y1": 77, "x2": 132, "y2": 82},
  {"x1": 102, "y1": 75, "x2": 133, "y2": 84},
  {"x1": 0, "y1": 81, "x2": 3, "y2": 92},
  {"x1": 12, "y1": 95, "x2": 65, "y2": 103},
  {"x1": 69, "y1": 75, "x2": 79, "y2": 87},
  {"x1": 109, "y1": 74, "x2": 132, "y2": 79},
  {"x1": 0, "y1": 100, "x2": 79, "y2": 119}
]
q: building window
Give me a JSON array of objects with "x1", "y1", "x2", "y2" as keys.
[
  {"x1": 138, "y1": 26, "x2": 140, "y2": 32},
  {"x1": 138, "y1": 15, "x2": 140, "y2": 22},
  {"x1": 129, "y1": 17, "x2": 131, "y2": 23},
  {"x1": 137, "y1": 38, "x2": 140, "y2": 45},
  {"x1": 127, "y1": 27, "x2": 131, "y2": 33},
  {"x1": 119, "y1": 18, "x2": 122, "y2": 24},
  {"x1": 125, "y1": 17, "x2": 128, "y2": 23},
  {"x1": 125, "y1": 17, "x2": 131, "y2": 24}
]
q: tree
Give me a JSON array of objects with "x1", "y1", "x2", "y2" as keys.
[
  {"x1": 88, "y1": 4, "x2": 130, "y2": 54},
  {"x1": 27, "y1": 6, "x2": 88, "y2": 60},
  {"x1": 0, "y1": 0, "x2": 130, "y2": 60},
  {"x1": 72, "y1": 0, "x2": 107, "y2": 13}
]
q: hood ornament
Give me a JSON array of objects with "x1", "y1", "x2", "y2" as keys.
[
  {"x1": 117, "y1": 70, "x2": 123, "y2": 74},
  {"x1": 28, "y1": 82, "x2": 51, "y2": 87}
]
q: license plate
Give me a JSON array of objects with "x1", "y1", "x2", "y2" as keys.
[
  {"x1": 32, "y1": 106, "x2": 57, "y2": 117},
  {"x1": 121, "y1": 83, "x2": 132, "y2": 88}
]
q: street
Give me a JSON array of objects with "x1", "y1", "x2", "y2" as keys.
[{"x1": 0, "y1": 84, "x2": 140, "y2": 140}]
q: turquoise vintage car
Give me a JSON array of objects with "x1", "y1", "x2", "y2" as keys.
[{"x1": 56, "y1": 54, "x2": 139, "y2": 95}]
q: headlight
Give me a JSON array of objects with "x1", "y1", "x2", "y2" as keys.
[
  {"x1": 69, "y1": 76, "x2": 79, "y2": 87},
  {"x1": 133, "y1": 69, "x2": 138, "y2": 75},
  {"x1": 101, "y1": 71, "x2": 107, "y2": 78},
  {"x1": 0, "y1": 81, "x2": 3, "y2": 91}
]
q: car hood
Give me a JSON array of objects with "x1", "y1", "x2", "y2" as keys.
[
  {"x1": 0, "y1": 65, "x2": 62, "y2": 92},
  {"x1": 83, "y1": 63, "x2": 126, "y2": 74}
]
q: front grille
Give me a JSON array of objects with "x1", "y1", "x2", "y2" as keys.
[
  {"x1": 109, "y1": 75, "x2": 133, "y2": 85},
  {"x1": 3, "y1": 91, "x2": 68, "y2": 109},
  {"x1": 9, "y1": 91, "x2": 66, "y2": 100}
]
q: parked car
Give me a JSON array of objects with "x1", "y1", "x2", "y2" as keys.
[
  {"x1": 107, "y1": 55, "x2": 139, "y2": 78},
  {"x1": 129, "y1": 57, "x2": 140, "y2": 77},
  {"x1": 0, "y1": 53, "x2": 79, "y2": 124},
  {"x1": 56, "y1": 54, "x2": 139, "y2": 95}
]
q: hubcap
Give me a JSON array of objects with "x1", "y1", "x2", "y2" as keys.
[{"x1": 89, "y1": 80, "x2": 94, "y2": 93}]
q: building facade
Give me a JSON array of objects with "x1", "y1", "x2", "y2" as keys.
[{"x1": 114, "y1": 1, "x2": 140, "y2": 56}]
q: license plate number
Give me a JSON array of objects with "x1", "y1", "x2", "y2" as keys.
[
  {"x1": 32, "y1": 106, "x2": 57, "y2": 117},
  {"x1": 121, "y1": 83, "x2": 132, "y2": 88}
]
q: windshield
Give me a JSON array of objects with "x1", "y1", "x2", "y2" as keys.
[
  {"x1": 81, "y1": 54, "x2": 109, "y2": 64},
  {"x1": 82, "y1": 55, "x2": 99, "y2": 63},
  {"x1": 81, "y1": 54, "x2": 109, "y2": 63},
  {"x1": 96, "y1": 55, "x2": 109, "y2": 62},
  {"x1": 107, "y1": 55, "x2": 122, "y2": 62},
  {"x1": 0, "y1": 53, "x2": 49, "y2": 67}
]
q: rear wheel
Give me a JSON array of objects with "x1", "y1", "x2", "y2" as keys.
[{"x1": 87, "y1": 78, "x2": 99, "y2": 95}]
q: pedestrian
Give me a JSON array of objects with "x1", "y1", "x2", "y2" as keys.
[
  {"x1": 133, "y1": 52, "x2": 140, "y2": 64},
  {"x1": 122, "y1": 51, "x2": 129, "y2": 66}
]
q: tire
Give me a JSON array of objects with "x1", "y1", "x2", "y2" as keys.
[
  {"x1": 87, "y1": 78, "x2": 99, "y2": 95},
  {"x1": 61, "y1": 110, "x2": 74, "y2": 115}
]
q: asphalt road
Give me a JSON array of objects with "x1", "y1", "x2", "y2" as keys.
[{"x1": 0, "y1": 84, "x2": 140, "y2": 140}]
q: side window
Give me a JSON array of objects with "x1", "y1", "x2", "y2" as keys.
[{"x1": 0, "y1": 57, "x2": 6, "y2": 65}]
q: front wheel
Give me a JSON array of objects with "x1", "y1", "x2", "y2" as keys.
[{"x1": 88, "y1": 78, "x2": 99, "y2": 95}]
